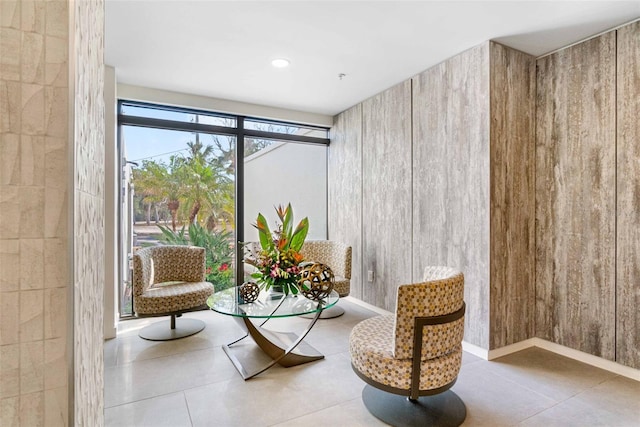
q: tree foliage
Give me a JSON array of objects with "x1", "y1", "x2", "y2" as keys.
[{"x1": 131, "y1": 137, "x2": 234, "y2": 232}]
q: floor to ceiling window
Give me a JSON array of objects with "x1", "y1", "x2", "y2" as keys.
[{"x1": 117, "y1": 101, "x2": 329, "y2": 318}]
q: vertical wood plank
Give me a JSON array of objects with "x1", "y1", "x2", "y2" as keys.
[
  {"x1": 412, "y1": 44, "x2": 491, "y2": 348},
  {"x1": 616, "y1": 21, "x2": 640, "y2": 369},
  {"x1": 328, "y1": 104, "x2": 363, "y2": 299},
  {"x1": 535, "y1": 33, "x2": 616, "y2": 360},
  {"x1": 489, "y1": 43, "x2": 536, "y2": 349},
  {"x1": 362, "y1": 81, "x2": 412, "y2": 311}
]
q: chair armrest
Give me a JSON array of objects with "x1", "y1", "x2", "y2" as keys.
[
  {"x1": 410, "y1": 303, "x2": 466, "y2": 400},
  {"x1": 133, "y1": 249, "x2": 153, "y2": 297}
]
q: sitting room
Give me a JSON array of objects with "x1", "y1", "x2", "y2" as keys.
[{"x1": 1, "y1": 1, "x2": 639, "y2": 426}]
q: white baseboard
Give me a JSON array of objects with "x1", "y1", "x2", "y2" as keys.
[
  {"x1": 465, "y1": 337, "x2": 640, "y2": 382},
  {"x1": 462, "y1": 341, "x2": 489, "y2": 359},
  {"x1": 487, "y1": 338, "x2": 538, "y2": 360},
  {"x1": 532, "y1": 338, "x2": 640, "y2": 381}
]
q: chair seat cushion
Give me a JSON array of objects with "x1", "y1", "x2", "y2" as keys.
[
  {"x1": 135, "y1": 281, "x2": 214, "y2": 315},
  {"x1": 350, "y1": 314, "x2": 461, "y2": 391}
]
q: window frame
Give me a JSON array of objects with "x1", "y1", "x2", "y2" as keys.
[{"x1": 116, "y1": 100, "x2": 329, "y2": 318}]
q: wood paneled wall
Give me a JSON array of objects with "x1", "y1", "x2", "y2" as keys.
[
  {"x1": 489, "y1": 43, "x2": 536, "y2": 348},
  {"x1": 412, "y1": 44, "x2": 491, "y2": 348},
  {"x1": 333, "y1": 43, "x2": 535, "y2": 349},
  {"x1": 616, "y1": 21, "x2": 640, "y2": 369},
  {"x1": 535, "y1": 33, "x2": 616, "y2": 360},
  {"x1": 328, "y1": 105, "x2": 363, "y2": 299},
  {"x1": 330, "y1": 22, "x2": 639, "y2": 365},
  {"x1": 362, "y1": 81, "x2": 412, "y2": 311}
]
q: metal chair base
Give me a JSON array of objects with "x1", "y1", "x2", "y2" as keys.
[
  {"x1": 138, "y1": 317, "x2": 206, "y2": 341},
  {"x1": 362, "y1": 385, "x2": 466, "y2": 427}
]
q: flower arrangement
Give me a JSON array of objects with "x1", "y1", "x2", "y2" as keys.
[{"x1": 246, "y1": 203, "x2": 309, "y2": 295}]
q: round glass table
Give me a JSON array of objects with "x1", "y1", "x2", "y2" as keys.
[{"x1": 208, "y1": 287, "x2": 339, "y2": 380}]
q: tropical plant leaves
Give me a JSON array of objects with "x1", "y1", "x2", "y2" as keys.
[
  {"x1": 255, "y1": 213, "x2": 274, "y2": 251},
  {"x1": 290, "y1": 217, "x2": 309, "y2": 252}
]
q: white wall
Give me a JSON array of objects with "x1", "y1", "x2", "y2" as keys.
[{"x1": 244, "y1": 142, "x2": 327, "y2": 243}]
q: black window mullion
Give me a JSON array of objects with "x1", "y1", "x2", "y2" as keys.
[
  {"x1": 118, "y1": 115, "x2": 238, "y2": 137},
  {"x1": 243, "y1": 128, "x2": 329, "y2": 145},
  {"x1": 235, "y1": 117, "x2": 245, "y2": 287}
]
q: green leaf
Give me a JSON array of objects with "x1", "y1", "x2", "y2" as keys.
[
  {"x1": 282, "y1": 203, "x2": 293, "y2": 243},
  {"x1": 290, "y1": 217, "x2": 309, "y2": 251},
  {"x1": 157, "y1": 224, "x2": 189, "y2": 245},
  {"x1": 255, "y1": 213, "x2": 273, "y2": 251}
]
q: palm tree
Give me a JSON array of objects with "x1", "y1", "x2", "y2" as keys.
[
  {"x1": 178, "y1": 140, "x2": 231, "y2": 226},
  {"x1": 131, "y1": 137, "x2": 237, "y2": 232},
  {"x1": 133, "y1": 160, "x2": 166, "y2": 225}
]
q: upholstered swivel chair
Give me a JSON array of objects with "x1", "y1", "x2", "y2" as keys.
[
  {"x1": 300, "y1": 240, "x2": 352, "y2": 318},
  {"x1": 349, "y1": 266, "x2": 466, "y2": 426},
  {"x1": 133, "y1": 245, "x2": 214, "y2": 341}
]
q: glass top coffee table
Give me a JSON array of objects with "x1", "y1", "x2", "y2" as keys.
[{"x1": 207, "y1": 287, "x2": 339, "y2": 380}]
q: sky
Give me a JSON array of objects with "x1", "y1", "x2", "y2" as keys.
[{"x1": 121, "y1": 104, "x2": 235, "y2": 166}]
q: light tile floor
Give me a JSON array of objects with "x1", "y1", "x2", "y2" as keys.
[{"x1": 104, "y1": 298, "x2": 640, "y2": 427}]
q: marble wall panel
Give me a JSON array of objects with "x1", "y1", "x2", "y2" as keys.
[
  {"x1": 0, "y1": 343, "x2": 20, "y2": 397},
  {"x1": 0, "y1": 396, "x2": 20, "y2": 426},
  {"x1": 0, "y1": 27, "x2": 21, "y2": 81},
  {"x1": 0, "y1": 1, "x2": 21, "y2": 30},
  {"x1": 0, "y1": 239, "x2": 20, "y2": 292},
  {"x1": 412, "y1": 43, "x2": 491, "y2": 348},
  {"x1": 616, "y1": 20, "x2": 640, "y2": 369},
  {"x1": 73, "y1": 0, "x2": 105, "y2": 424},
  {"x1": 0, "y1": 292, "x2": 19, "y2": 345},
  {"x1": 362, "y1": 81, "x2": 412, "y2": 311},
  {"x1": 21, "y1": 1, "x2": 45, "y2": 33},
  {"x1": 1, "y1": 0, "x2": 73, "y2": 424},
  {"x1": 488, "y1": 42, "x2": 536, "y2": 348},
  {"x1": 536, "y1": 32, "x2": 616, "y2": 360},
  {"x1": 19, "y1": 238, "x2": 44, "y2": 290},
  {"x1": 328, "y1": 104, "x2": 362, "y2": 299},
  {"x1": 19, "y1": 340, "x2": 43, "y2": 394},
  {"x1": 0, "y1": 133, "x2": 21, "y2": 185}
]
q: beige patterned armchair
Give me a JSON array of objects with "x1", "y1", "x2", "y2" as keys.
[
  {"x1": 133, "y1": 245, "x2": 214, "y2": 341},
  {"x1": 349, "y1": 266, "x2": 466, "y2": 426},
  {"x1": 300, "y1": 240, "x2": 352, "y2": 318}
]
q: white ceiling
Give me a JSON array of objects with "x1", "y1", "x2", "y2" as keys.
[{"x1": 105, "y1": 1, "x2": 640, "y2": 117}]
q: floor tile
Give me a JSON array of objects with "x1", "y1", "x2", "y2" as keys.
[
  {"x1": 517, "y1": 394, "x2": 635, "y2": 427},
  {"x1": 105, "y1": 392, "x2": 192, "y2": 427},
  {"x1": 103, "y1": 337, "x2": 118, "y2": 368},
  {"x1": 482, "y1": 347, "x2": 616, "y2": 401},
  {"x1": 184, "y1": 375, "x2": 319, "y2": 427},
  {"x1": 461, "y1": 350, "x2": 483, "y2": 366},
  {"x1": 103, "y1": 298, "x2": 640, "y2": 427},
  {"x1": 454, "y1": 362, "x2": 558, "y2": 426},
  {"x1": 575, "y1": 375, "x2": 640, "y2": 422},
  {"x1": 104, "y1": 346, "x2": 238, "y2": 408},
  {"x1": 271, "y1": 352, "x2": 365, "y2": 407},
  {"x1": 272, "y1": 397, "x2": 388, "y2": 427}
]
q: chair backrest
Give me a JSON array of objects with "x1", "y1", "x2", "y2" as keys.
[
  {"x1": 133, "y1": 245, "x2": 206, "y2": 296},
  {"x1": 300, "y1": 240, "x2": 352, "y2": 279},
  {"x1": 393, "y1": 266, "x2": 464, "y2": 360}
]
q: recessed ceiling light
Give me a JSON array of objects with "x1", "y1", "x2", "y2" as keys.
[{"x1": 271, "y1": 58, "x2": 290, "y2": 68}]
